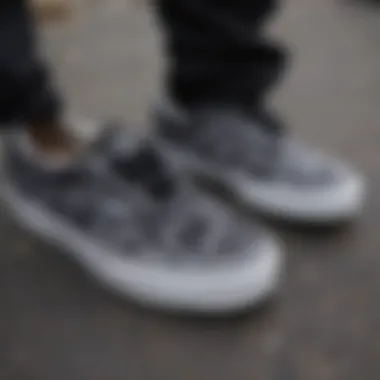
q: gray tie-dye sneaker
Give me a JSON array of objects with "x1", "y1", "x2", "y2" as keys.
[
  {"x1": 1, "y1": 125, "x2": 283, "y2": 313},
  {"x1": 155, "y1": 102, "x2": 365, "y2": 223}
]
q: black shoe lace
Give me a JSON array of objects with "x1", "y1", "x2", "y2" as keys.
[{"x1": 112, "y1": 145, "x2": 176, "y2": 200}]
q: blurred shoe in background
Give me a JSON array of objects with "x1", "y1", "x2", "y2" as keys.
[{"x1": 156, "y1": 102, "x2": 366, "y2": 224}]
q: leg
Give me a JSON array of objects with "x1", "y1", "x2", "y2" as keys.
[
  {"x1": 157, "y1": 0, "x2": 285, "y2": 107},
  {"x1": 156, "y1": 0, "x2": 365, "y2": 223},
  {"x1": 0, "y1": 1, "x2": 77, "y2": 154}
]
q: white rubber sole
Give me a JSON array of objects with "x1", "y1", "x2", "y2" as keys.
[
  {"x1": 2, "y1": 180, "x2": 283, "y2": 314},
  {"x1": 159, "y1": 140, "x2": 365, "y2": 223},
  {"x1": 228, "y1": 169, "x2": 365, "y2": 223}
]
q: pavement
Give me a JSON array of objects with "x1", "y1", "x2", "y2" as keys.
[{"x1": 1, "y1": 1, "x2": 380, "y2": 379}]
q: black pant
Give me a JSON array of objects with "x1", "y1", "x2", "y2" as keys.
[
  {"x1": 158, "y1": 0, "x2": 285, "y2": 106},
  {"x1": 0, "y1": 1, "x2": 60, "y2": 124},
  {"x1": 0, "y1": 0, "x2": 284, "y2": 125}
]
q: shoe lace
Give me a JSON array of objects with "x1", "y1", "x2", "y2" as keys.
[{"x1": 112, "y1": 144, "x2": 176, "y2": 200}]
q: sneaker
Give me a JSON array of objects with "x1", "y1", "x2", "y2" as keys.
[
  {"x1": 155, "y1": 102, "x2": 366, "y2": 223},
  {"x1": 1, "y1": 124, "x2": 283, "y2": 313}
]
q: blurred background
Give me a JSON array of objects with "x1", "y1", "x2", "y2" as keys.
[{"x1": 1, "y1": 0, "x2": 380, "y2": 379}]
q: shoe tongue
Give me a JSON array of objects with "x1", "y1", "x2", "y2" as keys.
[{"x1": 90, "y1": 122, "x2": 177, "y2": 200}]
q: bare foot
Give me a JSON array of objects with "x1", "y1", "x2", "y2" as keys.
[{"x1": 28, "y1": 122, "x2": 80, "y2": 157}]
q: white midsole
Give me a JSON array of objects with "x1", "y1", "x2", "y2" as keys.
[{"x1": 1, "y1": 179, "x2": 283, "y2": 313}]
